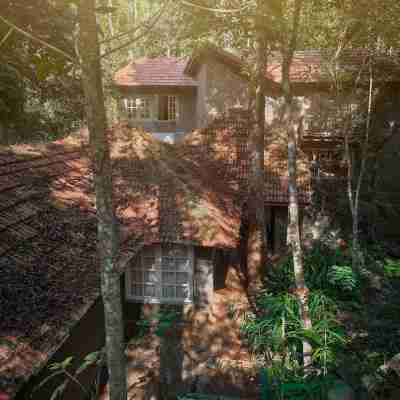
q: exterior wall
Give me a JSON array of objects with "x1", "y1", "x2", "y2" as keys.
[
  {"x1": 17, "y1": 299, "x2": 106, "y2": 400},
  {"x1": 195, "y1": 63, "x2": 208, "y2": 128},
  {"x1": 194, "y1": 247, "x2": 215, "y2": 307},
  {"x1": 18, "y1": 286, "x2": 141, "y2": 400},
  {"x1": 195, "y1": 58, "x2": 251, "y2": 128},
  {"x1": 117, "y1": 87, "x2": 197, "y2": 139}
]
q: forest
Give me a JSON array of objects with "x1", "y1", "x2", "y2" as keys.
[{"x1": 1, "y1": 1, "x2": 400, "y2": 400}]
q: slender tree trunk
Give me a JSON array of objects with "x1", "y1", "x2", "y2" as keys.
[
  {"x1": 127, "y1": 0, "x2": 136, "y2": 60},
  {"x1": 351, "y1": 61, "x2": 373, "y2": 269},
  {"x1": 78, "y1": 2, "x2": 127, "y2": 400},
  {"x1": 108, "y1": 0, "x2": 114, "y2": 37},
  {"x1": 247, "y1": 0, "x2": 268, "y2": 295},
  {"x1": 280, "y1": 0, "x2": 312, "y2": 369}
]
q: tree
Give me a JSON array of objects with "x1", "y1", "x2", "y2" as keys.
[
  {"x1": 0, "y1": 0, "x2": 83, "y2": 143},
  {"x1": 78, "y1": 2, "x2": 127, "y2": 400},
  {"x1": 278, "y1": 0, "x2": 313, "y2": 369}
]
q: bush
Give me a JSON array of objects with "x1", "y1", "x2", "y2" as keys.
[
  {"x1": 265, "y1": 243, "x2": 361, "y2": 303},
  {"x1": 241, "y1": 290, "x2": 346, "y2": 373}
]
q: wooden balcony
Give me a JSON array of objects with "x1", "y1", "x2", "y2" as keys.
[
  {"x1": 299, "y1": 109, "x2": 363, "y2": 149},
  {"x1": 265, "y1": 177, "x2": 312, "y2": 205}
]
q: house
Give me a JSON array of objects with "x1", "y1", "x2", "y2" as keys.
[
  {"x1": 114, "y1": 46, "x2": 400, "y2": 173},
  {"x1": 1, "y1": 46, "x2": 399, "y2": 399},
  {"x1": 0, "y1": 111, "x2": 311, "y2": 399},
  {"x1": 113, "y1": 46, "x2": 280, "y2": 143}
]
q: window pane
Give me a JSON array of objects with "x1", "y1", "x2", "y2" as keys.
[
  {"x1": 144, "y1": 271, "x2": 159, "y2": 283},
  {"x1": 168, "y1": 96, "x2": 177, "y2": 121},
  {"x1": 162, "y1": 286, "x2": 175, "y2": 298},
  {"x1": 176, "y1": 272, "x2": 188, "y2": 284},
  {"x1": 162, "y1": 271, "x2": 175, "y2": 284},
  {"x1": 158, "y1": 96, "x2": 169, "y2": 120},
  {"x1": 163, "y1": 257, "x2": 176, "y2": 269},
  {"x1": 176, "y1": 286, "x2": 189, "y2": 299},
  {"x1": 144, "y1": 285, "x2": 156, "y2": 297},
  {"x1": 176, "y1": 258, "x2": 189, "y2": 271}
]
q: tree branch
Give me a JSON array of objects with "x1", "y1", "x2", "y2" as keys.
[
  {"x1": 0, "y1": 27, "x2": 14, "y2": 48},
  {"x1": 287, "y1": 0, "x2": 303, "y2": 61},
  {"x1": 100, "y1": 0, "x2": 170, "y2": 59},
  {"x1": 0, "y1": 14, "x2": 76, "y2": 62},
  {"x1": 180, "y1": 0, "x2": 250, "y2": 13},
  {"x1": 99, "y1": 0, "x2": 170, "y2": 45}
]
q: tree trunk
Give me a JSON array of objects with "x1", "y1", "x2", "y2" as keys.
[
  {"x1": 280, "y1": 0, "x2": 312, "y2": 369},
  {"x1": 247, "y1": 0, "x2": 268, "y2": 294},
  {"x1": 351, "y1": 61, "x2": 373, "y2": 269},
  {"x1": 285, "y1": 105, "x2": 313, "y2": 368},
  {"x1": 78, "y1": 2, "x2": 127, "y2": 400},
  {"x1": 108, "y1": 0, "x2": 114, "y2": 37}
]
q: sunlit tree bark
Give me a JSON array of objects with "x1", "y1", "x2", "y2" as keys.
[
  {"x1": 78, "y1": 1, "x2": 127, "y2": 399},
  {"x1": 247, "y1": 0, "x2": 268, "y2": 295},
  {"x1": 280, "y1": 0, "x2": 313, "y2": 369}
]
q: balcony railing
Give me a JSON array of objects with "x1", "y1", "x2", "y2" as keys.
[
  {"x1": 265, "y1": 177, "x2": 312, "y2": 204},
  {"x1": 300, "y1": 108, "x2": 360, "y2": 145}
]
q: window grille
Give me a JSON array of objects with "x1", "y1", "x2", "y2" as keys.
[
  {"x1": 126, "y1": 244, "x2": 193, "y2": 304},
  {"x1": 125, "y1": 97, "x2": 152, "y2": 120},
  {"x1": 158, "y1": 95, "x2": 178, "y2": 121}
]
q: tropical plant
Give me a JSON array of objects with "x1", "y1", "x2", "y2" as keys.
[
  {"x1": 242, "y1": 290, "x2": 346, "y2": 372},
  {"x1": 33, "y1": 350, "x2": 106, "y2": 400}
]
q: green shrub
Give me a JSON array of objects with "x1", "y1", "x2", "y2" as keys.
[
  {"x1": 265, "y1": 244, "x2": 360, "y2": 302},
  {"x1": 241, "y1": 290, "x2": 346, "y2": 372},
  {"x1": 383, "y1": 258, "x2": 400, "y2": 278}
]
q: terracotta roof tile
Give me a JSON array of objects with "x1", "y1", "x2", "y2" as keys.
[
  {"x1": 0, "y1": 123, "x2": 242, "y2": 398},
  {"x1": 266, "y1": 49, "x2": 400, "y2": 83},
  {"x1": 114, "y1": 57, "x2": 198, "y2": 87}
]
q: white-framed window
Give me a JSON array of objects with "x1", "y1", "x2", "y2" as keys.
[
  {"x1": 158, "y1": 95, "x2": 178, "y2": 121},
  {"x1": 124, "y1": 97, "x2": 152, "y2": 120},
  {"x1": 126, "y1": 244, "x2": 194, "y2": 304}
]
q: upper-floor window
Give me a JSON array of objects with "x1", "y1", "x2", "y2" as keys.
[
  {"x1": 124, "y1": 95, "x2": 178, "y2": 122},
  {"x1": 158, "y1": 95, "x2": 178, "y2": 121},
  {"x1": 125, "y1": 97, "x2": 152, "y2": 120},
  {"x1": 126, "y1": 244, "x2": 193, "y2": 304}
]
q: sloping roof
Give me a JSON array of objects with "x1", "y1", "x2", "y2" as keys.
[
  {"x1": 0, "y1": 113, "x2": 312, "y2": 397},
  {"x1": 0, "y1": 125, "x2": 242, "y2": 398},
  {"x1": 180, "y1": 111, "x2": 311, "y2": 205},
  {"x1": 113, "y1": 57, "x2": 198, "y2": 87},
  {"x1": 112, "y1": 125, "x2": 241, "y2": 248},
  {"x1": 184, "y1": 44, "x2": 281, "y2": 94},
  {"x1": 0, "y1": 135, "x2": 100, "y2": 399},
  {"x1": 266, "y1": 49, "x2": 400, "y2": 84},
  {"x1": 184, "y1": 45, "x2": 245, "y2": 76}
]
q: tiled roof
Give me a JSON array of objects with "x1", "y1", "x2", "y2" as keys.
[
  {"x1": 113, "y1": 57, "x2": 198, "y2": 87},
  {"x1": 266, "y1": 49, "x2": 400, "y2": 83},
  {"x1": 112, "y1": 125, "x2": 241, "y2": 248},
  {"x1": 181, "y1": 111, "x2": 311, "y2": 205},
  {"x1": 0, "y1": 114, "x2": 311, "y2": 397},
  {"x1": 0, "y1": 134, "x2": 100, "y2": 399},
  {"x1": 0, "y1": 125, "x2": 242, "y2": 398}
]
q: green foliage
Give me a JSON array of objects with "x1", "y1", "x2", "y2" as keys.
[
  {"x1": 265, "y1": 244, "x2": 361, "y2": 303},
  {"x1": 242, "y1": 290, "x2": 346, "y2": 372},
  {"x1": 327, "y1": 265, "x2": 358, "y2": 291},
  {"x1": 34, "y1": 350, "x2": 105, "y2": 399},
  {"x1": 383, "y1": 258, "x2": 400, "y2": 278}
]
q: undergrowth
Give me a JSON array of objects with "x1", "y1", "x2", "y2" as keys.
[{"x1": 241, "y1": 242, "x2": 400, "y2": 399}]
